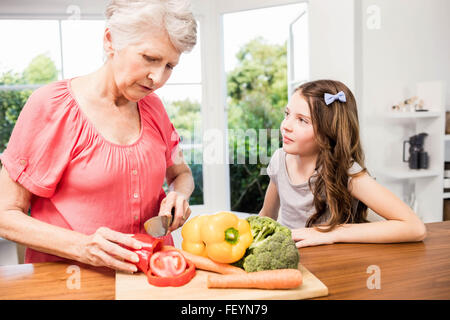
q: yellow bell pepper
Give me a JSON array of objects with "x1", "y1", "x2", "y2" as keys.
[
  {"x1": 200, "y1": 211, "x2": 253, "y2": 264},
  {"x1": 181, "y1": 215, "x2": 209, "y2": 257}
]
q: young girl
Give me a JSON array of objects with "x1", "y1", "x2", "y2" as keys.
[{"x1": 260, "y1": 79, "x2": 427, "y2": 248}]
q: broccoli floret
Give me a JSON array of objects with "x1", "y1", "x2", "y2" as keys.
[{"x1": 233, "y1": 216, "x2": 300, "y2": 272}]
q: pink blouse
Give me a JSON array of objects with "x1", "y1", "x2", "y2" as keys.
[{"x1": 0, "y1": 78, "x2": 180, "y2": 263}]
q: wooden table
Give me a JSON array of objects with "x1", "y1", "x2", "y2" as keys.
[{"x1": 0, "y1": 221, "x2": 449, "y2": 300}]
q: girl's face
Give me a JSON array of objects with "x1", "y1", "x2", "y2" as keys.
[{"x1": 281, "y1": 93, "x2": 320, "y2": 157}]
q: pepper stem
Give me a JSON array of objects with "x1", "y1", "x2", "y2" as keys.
[{"x1": 224, "y1": 227, "x2": 239, "y2": 245}]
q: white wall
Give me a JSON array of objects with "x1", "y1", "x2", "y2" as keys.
[
  {"x1": 308, "y1": 0, "x2": 357, "y2": 92},
  {"x1": 360, "y1": 0, "x2": 450, "y2": 221}
]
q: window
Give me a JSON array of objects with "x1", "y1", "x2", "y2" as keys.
[
  {"x1": 157, "y1": 23, "x2": 204, "y2": 205},
  {"x1": 0, "y1": 20, "x2": 62, "y2": 153},
  {"x1": 223, "y1": 2, "x2": 309, "y2": 213},
  {"x1": 0, "y1": 20, "x2": 62, "y2": 80},
  {"x1": 60, "y1": 20, "x2": 105, "y2": 78},
  {"x1": 288, "y1": 7, "x2": 309, "y2": 97}
]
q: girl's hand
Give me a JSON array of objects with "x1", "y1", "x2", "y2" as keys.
[
  {"x1": 159, "y1": 191, "x2": 192, "y2": 232},
  {"x1": 292, "y1": 227, "x2": 335, "y2": 248},
  {"x1": 80, "y1": 227, "x2": 143, "y2": 273}
]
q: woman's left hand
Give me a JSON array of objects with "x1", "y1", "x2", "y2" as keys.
[
  {"x1": 292, "y1": 227, "x2": 335, "y2": 248},
  {"x1": 159, "y1": 191, "x2": 192, "y2": 232}
]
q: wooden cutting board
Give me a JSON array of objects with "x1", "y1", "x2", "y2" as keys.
[{"x1": 115, "y1": 264, "x2": 328, "y2": 300}]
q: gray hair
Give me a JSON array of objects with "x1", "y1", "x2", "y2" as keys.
[{"x1": 105, "y1": 0, "x2": 197, "y2": 53}]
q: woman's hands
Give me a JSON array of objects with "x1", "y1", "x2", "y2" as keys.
[
  {"x1": 79, "y1": 191, "x2": 191, "y2": 272},
  {"x1": 159, "y1": 191, "x2": 192, "y2": 233},
  {"x1": 80, "y1": 227, "x2": 143, "y2": 273},
  {"x1": 292, "y1": 227, "x2": 335, "y2": 248}
]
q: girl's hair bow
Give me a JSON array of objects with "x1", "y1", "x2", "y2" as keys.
[{"x1": 324, "y1": 91, "x2": 346, "y2": 105}]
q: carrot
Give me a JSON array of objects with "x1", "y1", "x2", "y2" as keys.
[
  {"x1": 206, "y1": 269, "x2": 303, "y2": 289},
  {"x1": 178, "y1": 249, "x2": 246, "y2": 275}
]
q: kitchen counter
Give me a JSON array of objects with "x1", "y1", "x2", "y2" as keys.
[{"x1": 0, "y1": 221, "x2": 449, "y2": 300}]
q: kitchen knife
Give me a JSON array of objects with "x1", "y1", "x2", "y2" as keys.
[{"x1": 143, "y1": 207, "x2": 175, "y2": 237}]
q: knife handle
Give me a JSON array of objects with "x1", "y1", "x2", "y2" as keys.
[{"x1": 170, "y1": 207, "x2": 175, "y2": 225}]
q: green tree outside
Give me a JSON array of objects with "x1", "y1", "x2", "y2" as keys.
[
  {"x1": 23, "y1": 53, "x2": 59, "y2": 84},
  {"x1": 164, "y1": 98, "x2": 204, "y2": 205},
  {"x1": 227, "y1": 37, "x2": 287, "y2": 213}
]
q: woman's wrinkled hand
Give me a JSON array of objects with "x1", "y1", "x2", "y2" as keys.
[
  {"x1": 292, "y1": 227, "x2": 335, "y2": 248},
  {"x1": 159, "y1": 191, "x2": 191, "y2": 232},
  {"x1": 80, "y1": 227, "x2": 143, "y2": 273}
]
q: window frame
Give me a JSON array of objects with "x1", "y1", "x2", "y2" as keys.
[{"x1": 288, "y1": 7, "x2": 309, "y2": 98}]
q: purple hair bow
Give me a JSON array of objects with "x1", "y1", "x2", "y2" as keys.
[{"x1": 324, "y1": 91, "x2": 346, "y2": 105}]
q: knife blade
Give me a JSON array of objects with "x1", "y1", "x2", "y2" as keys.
[{"x1": 144, "y1": 207, "x2": 175, "y2": 237}]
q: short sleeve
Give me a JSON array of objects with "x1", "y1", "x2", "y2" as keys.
[
  {"x1": 0, "y1": 83, "x2": 80, "y2": 198},
  {"x1": 347, "y1": 161, "x2": 364, "y2": 185},
  {"x1": 348, "y1": 161, "x2": 363, "y2": 175},
  {"x1": 266, "y1": 148, "x2": 282, "y2": 186}
]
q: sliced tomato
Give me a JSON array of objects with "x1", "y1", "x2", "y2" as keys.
[
  {"x1": 147, "y1": 258, "x2": 196, "y2": 287},
  {"x1": 149, "y1": 250, "x2": 187, "y2": 277}
]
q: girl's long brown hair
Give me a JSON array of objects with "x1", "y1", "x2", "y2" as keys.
[{"x1": 295, "y1": 80, "x2": 369, "y2": 231}]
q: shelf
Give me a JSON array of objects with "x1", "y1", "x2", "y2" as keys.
[
  {"x1": 385, "y1": 111, "x2": 441, "y2": 119},
  {"x1": 444, "y1": 192, "x2": 450, "y2": 199},
  {"x1": 445, "y1": 135, "x2": 450, "y2": 141},
  {"x1": 380, "y1": 168, "x2": 440, "y2": 180}
]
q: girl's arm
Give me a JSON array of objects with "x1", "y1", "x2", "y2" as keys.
[
  {"x1": 258, "y1": 181, "x2": 280, "y2": 220},
  {"x1": 330, "y1": 172, "x2": 427, "y2": 243},
  {"x1": 293, "y1": 172, "x2": 427, "y2": 248}
]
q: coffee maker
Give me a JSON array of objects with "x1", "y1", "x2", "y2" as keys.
[{"x1": 402, "y1": 132, "x2": 429, "y2": 169}]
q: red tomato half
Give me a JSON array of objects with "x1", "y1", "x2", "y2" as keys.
[
  {"x1": 147, "y1": 259, "x2": 196, "y2": 287},
  {"x1": 149, "y1": 250, "x2": 187, "y2": 277}
]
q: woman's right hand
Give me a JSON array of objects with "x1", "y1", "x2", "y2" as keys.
[{"x1": 79, "y1": 227, "x2": 143, "y2": 273}]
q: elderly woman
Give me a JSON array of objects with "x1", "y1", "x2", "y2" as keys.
[{"x1": 0, "y1": 0, "x2": 197, "y2": 273}]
